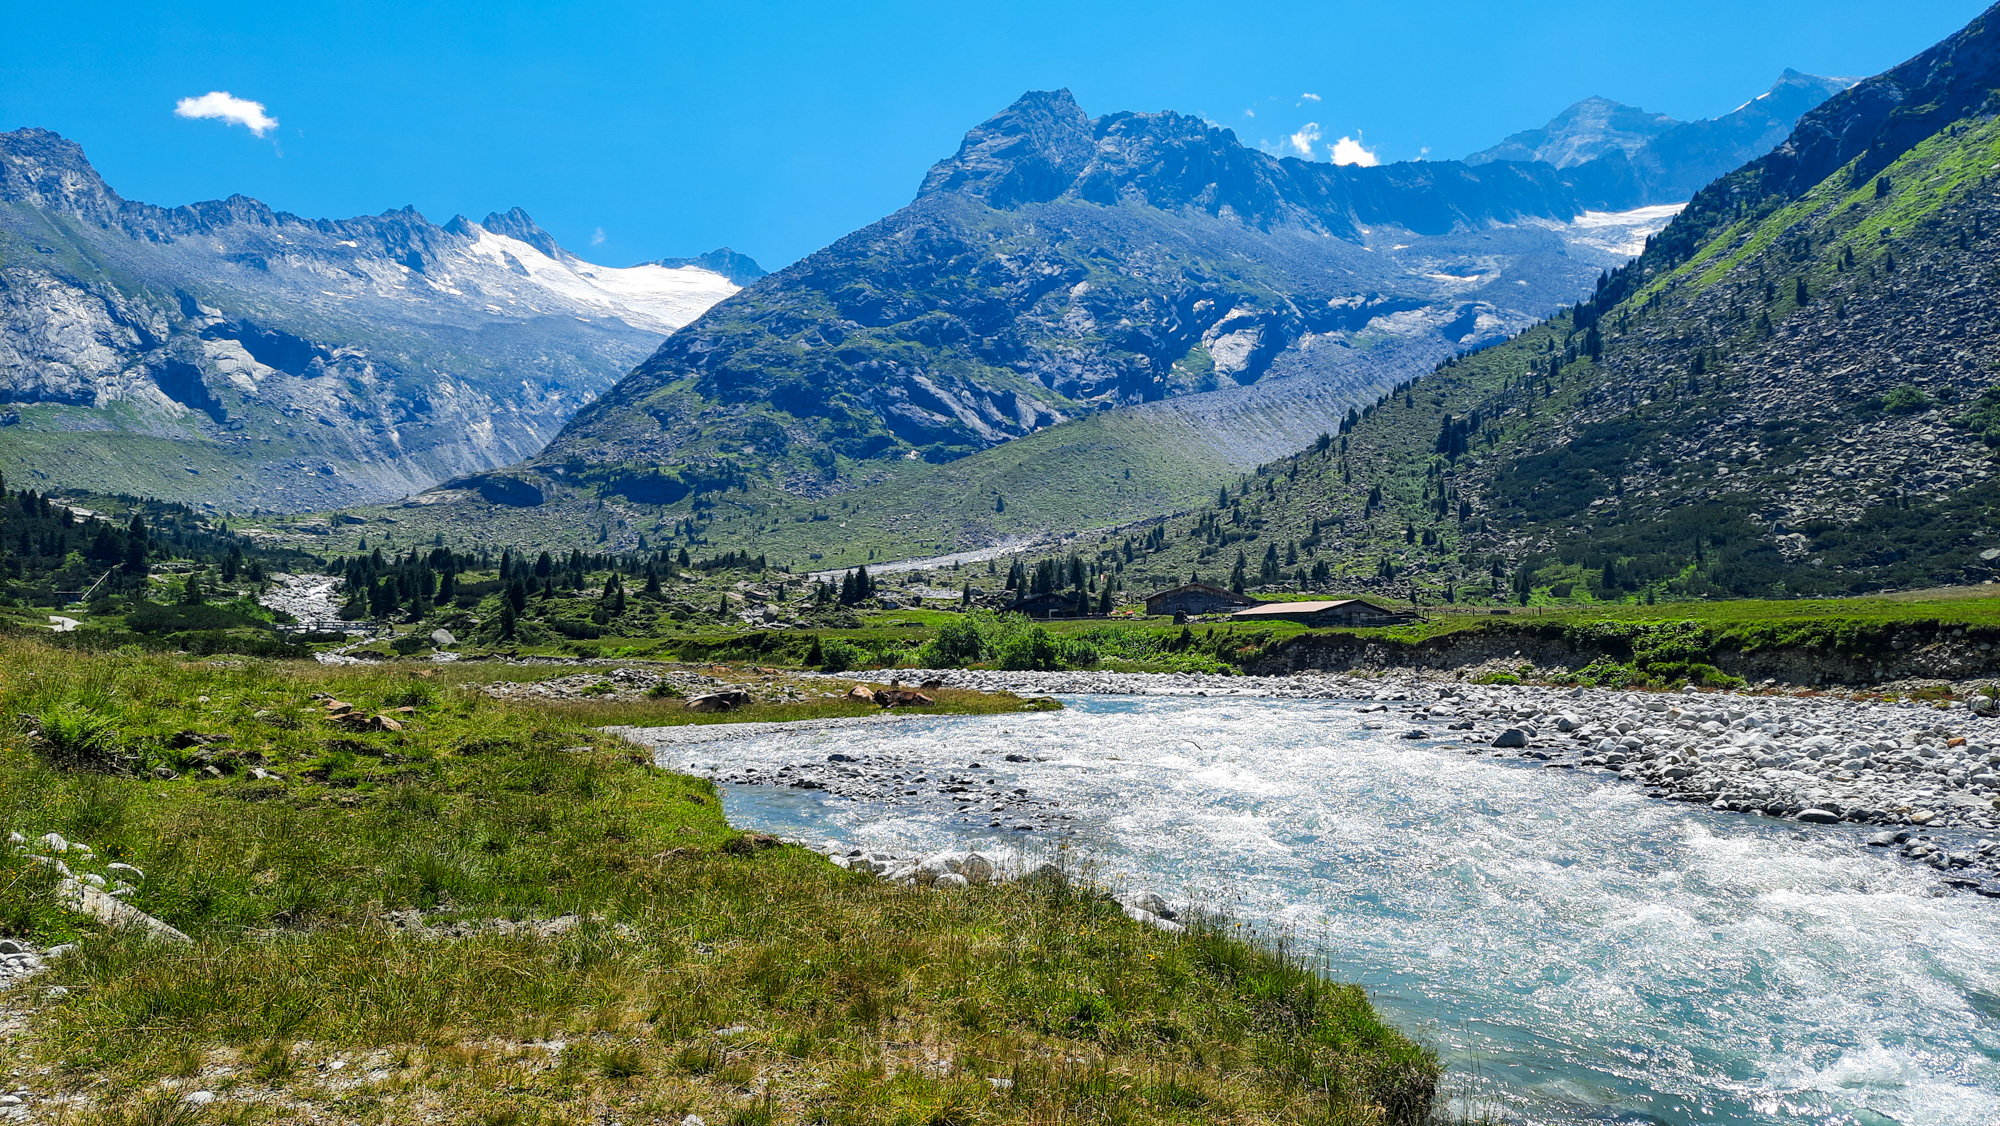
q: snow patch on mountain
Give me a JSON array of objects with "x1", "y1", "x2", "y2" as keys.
[
  {"x1": 458, "y1": 229, "x2": 740, "y2": 334},
  {"x1": 1555, "y1": 202, "x2": 1686, "y2": 258}
]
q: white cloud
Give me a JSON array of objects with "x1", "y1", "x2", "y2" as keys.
[
  {"x1": 1330, "y1": 134, "x2": 1379, "y2": 167},
  {"x1": 590, "y1": 227, "x2": 607, "y2": 246},
  {"x1": 173, "y1": 91, "x2": 278, "y2": 136},
  {"x1": 1288, "y1": 122, "x2": 1322, "y2": 158},
  {"x1": 1300, "y1": 92, "x2": 1321, "y2": 102},
  {"x1": 1244, "y1": 108, "x2": 1255, "y2": 118}
]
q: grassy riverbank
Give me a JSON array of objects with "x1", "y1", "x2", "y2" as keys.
[{"x1": 0, "y1": 639, "x2": 1438, "y2": 1125}]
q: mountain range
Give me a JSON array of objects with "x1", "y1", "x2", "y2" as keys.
[
  {"x1": 400, "y1": 69, "x2": 1848, "y2": 559},
  {"x1": 0, "y1": 127, "x2": 757, "y2": 509},
  {"x1": 1466, "y1": 69, "x2": 1855, "y2": 205}
]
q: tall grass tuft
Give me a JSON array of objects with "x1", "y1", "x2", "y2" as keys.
[{"x1": 27, "y1": 702, "x2": 125, "y2": 772}]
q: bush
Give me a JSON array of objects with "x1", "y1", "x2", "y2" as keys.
[
  {"x1": 1057, "y1": 639, "x2": 1100, "y2": 668},
  {"x1": 1879, "y1": 386, "x2": 1933, "y2": 415},
  {"x1": 996, "y1": 627, "x2": 1062, "y2": 671},
  {"x1": 916, "y1": 616, "x2": 985, "y2": 667},
  {"x1": 815, "y1": 638, "x2": 868, "y2": 673}
]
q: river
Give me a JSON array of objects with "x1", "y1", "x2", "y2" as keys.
[{"x1": 651, "y1": 694, "x2": 2000, "y2": 1126}]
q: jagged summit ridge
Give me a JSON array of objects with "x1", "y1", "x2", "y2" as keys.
[
  {"x1": 0, "y1": 127, "x2": 748, "y2": 509},
  {"x1": 918, "y1": 88, "x2": 1096, "y2": 207}
]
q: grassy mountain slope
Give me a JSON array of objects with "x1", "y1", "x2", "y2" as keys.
[{"x1": 1099, "y1": 2, "x2": 2000, "y2": 605}]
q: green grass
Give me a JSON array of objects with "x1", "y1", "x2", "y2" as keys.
[
  {"x1": 0, "y1": 638, "x2": 1438, "y2": 1124},
  {"x1": 250, "y1": 401, "x2": 1237, "y2": 572}
]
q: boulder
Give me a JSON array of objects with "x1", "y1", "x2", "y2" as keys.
[
  {"x1": 916, "y1": 851, "x2": 967, "y2": 886},
  {"x1": 56, "y1": 878, "x2": 191, "y2": 945},
  {"x1": 1122, "y1": 905, "x2": 1186, "y2": 934},
  {"x1": 1492, "y1": 728, "x2": 1530, "y2": 749},
  {"x1": 960, "y1": 853, "x2": 997, "y2": 885},
  {"x1": 931, "y1": 873, "x2": 970, "y2": 890},
  {"x1": 1017, "y1": 862, "x2": 1068, "y2": 888},
  {"x1": 723, "y1": 832, "x2": 780, "y2": 855},
  {"x1": 687, "y1": 689, "x2": 753, "y2": 713}
]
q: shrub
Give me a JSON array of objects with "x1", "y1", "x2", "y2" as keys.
[
  {"x1": 816, "y1": 637, "x2": 867, "y2": 673},
  {"x1": 1057, "y1": 639, "x2": 1100, "y2": 668},
  {"x1": 1879, "y1": 386, "x2": 1933, "y2": 415},
  {"x1": 996, "y1": 627, "x2": 1062, "y2": 671},
  {"x1": 916, "y1": 615, "x2": 985, "y2": 667},
  {"x1": 1571, "y1": 657, "x2": 1643, "y2": 688}
]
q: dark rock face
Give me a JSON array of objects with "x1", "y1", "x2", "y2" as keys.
[
  {"x1": 479, "y1": 206, "x2": 564, "y2": 259},
  {"x1": 650, "y1": 248, "x2": 768, "y2": 286},
  {"x1": 0, "y1": 128, "x2": 743, "y2": 509},
  {"x1": 918, "y1": 88, "x2": 1097, "y2": 207}
]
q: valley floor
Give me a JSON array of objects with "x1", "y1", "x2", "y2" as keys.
[{"x1": 0, "y1": 640, "x2": 1435, "y2": 1126}]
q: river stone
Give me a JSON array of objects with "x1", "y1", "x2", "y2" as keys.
[
  {"x1": 932, "y1": 873, "x2": 969, "y2": 889},
  {"x1": 1122, "y1": 904, "x2": 1186, "y2": 934},
  {"x1": 1018, "y1": 862, "x2": 1067, "y2": 888},
  {"x1": 1492, "y1": 728, "x2": 1530, "y2": 749},
  {"x1": 1796, "y1": 808, "x2": 1842, "y2": 824}
]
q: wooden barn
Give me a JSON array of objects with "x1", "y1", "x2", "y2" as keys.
[
  {"x1": 1143, "y1": 582, "x2": 1256, "y2": 617},
  {"x1": 1229, "y1": 598, "x2": 1411, "y2": 626}
]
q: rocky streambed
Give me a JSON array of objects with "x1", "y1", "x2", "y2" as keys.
[{"x1": 758, "y1": 669, "x2": 2000, "y2": 896}]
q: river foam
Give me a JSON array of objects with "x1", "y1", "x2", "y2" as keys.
[{"x1": 660, "y1": 695, "x2": 2000, "y2": 1126}]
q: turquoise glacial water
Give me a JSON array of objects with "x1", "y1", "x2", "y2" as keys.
[{"x1": 666, "y1": 695, "x2": 2000, "y2": 1126}]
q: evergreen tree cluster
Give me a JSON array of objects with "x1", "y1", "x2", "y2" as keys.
[{"x1": 0, "y1": 473, "x2": 300, "y2": 609}]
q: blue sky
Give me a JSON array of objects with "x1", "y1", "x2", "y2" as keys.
[{"x1": 2, "y1": 1, "x2": 1989, "y2": 270}]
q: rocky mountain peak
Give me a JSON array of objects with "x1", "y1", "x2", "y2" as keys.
[
  {"x1": 0, "y1": 127, "x2": 125, "y2": 226},
  {"x1": 649, "y1": 247, "x2": 767, "y2": 286},
  {"x1": 480, "y1": 206, "x2": 565, "y2": 259},
  {"x1": 1467, "y1": 96, "x2": 1680, "y2": 168},
  {"x1": 918, "y1": 88, "x2": 1096, "y2": 207}
]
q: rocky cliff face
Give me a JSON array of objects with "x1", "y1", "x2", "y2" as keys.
[
  {"x1": 0, "y1": 128, "x2": 752, "y2": 510},
  {"x1": 515, "y1": 85, "x2": 1792, "y2": 506}
]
